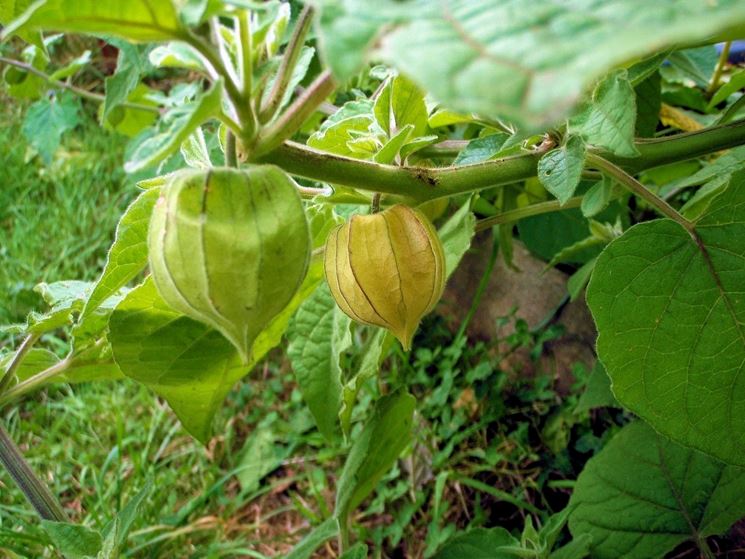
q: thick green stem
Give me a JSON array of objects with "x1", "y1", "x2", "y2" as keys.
[
  {"x1": 0, "y1": 423, "x2": 68, "y2": 522},
  {"x1": 259, "y1": 120, "x2": 745, "y2": 202},
  {"x1": 259, "y1": 5, "x2": 314, "y2": 124},
  {"x1": 474, "y1": 197, "x2": 583, "y2": 232},
  {"x1": 253, "y1": 70, "x2": 336, "y2": 158},
  {"x1": 585, "y1": 153, "x2": 695, "y2": 232},
  {"x1": 0, "y1": 334, "x2": 39, "y2": 394}
]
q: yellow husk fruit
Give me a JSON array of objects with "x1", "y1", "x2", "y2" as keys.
[
  {"x1": 324, "y1": 205, "x2": 446, "y2": 350},
  {"x1": 148, "y1": 166, "x2": 311, "y2": 362}
]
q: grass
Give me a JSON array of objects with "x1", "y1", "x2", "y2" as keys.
[{"x1": 0, "y1": 98, "x2": 133, "y2": 325}]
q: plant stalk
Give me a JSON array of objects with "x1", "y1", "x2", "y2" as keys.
[
  {"x1": 0, "y1": 56, "x2": 159, "y2": 113},
  {"x1": 258, "y1": 120, "x2": 745, "y2": 202},
  {"x1": 253, "y1": 70, "x2": 336, "y2": 158},
  {"x1": 0, "y1": 334, "x2": 40, "y2": 394},
  {"x1": 226, "y1": 131, "x2": 238, "y2": 167},
  {"x1": 707, "y1": 41, "x2": 731, "y2": 98},
  {"x1": 0, "y1": 358, "x2": 71, "y2": 408},
  {"x1": 184, "y1": 31, "x2": 253, "y2": 133},
  {"x1": 585, "y1": 153, "x2": 695, "y2": 232},
  {"x1": 259, "y1": 5, "x2": 315, "y2": 124},
  {"x1": 0, "y1": 423, "x2": 67, "y2": 522},
  {"x1": 474, "y1": 197, "x2": 583, "y2": 232},
  {"x1": 237, "y1": 11, "x2": 253, "y2": 97}
]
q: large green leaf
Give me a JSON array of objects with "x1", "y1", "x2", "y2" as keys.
[
  {"x1": 109, "y1": 278, "x2": 246, "y2": 443},
  {"x1": 335, "y1": 389, "x2": 415, "y2": 522},
  {"x1": 82, "y1": 188, "x2": 159, "y2": 319},
  {"x1": 317, "y1": 0, "x2": 745, "y2": 129},
  {"x1": 287, "y1": 283, "x2": 351, "y2": 440},
  {"x1": 587, "y1": 177, "x2": 745, "y2": 465},
  {"x1": 569, "y1": 421, "x2": 745, "y2": 559},
  {"x1": 109, "y1": 258, "x2": 324, "y2": 443},
  {"x1": 2, "y1": 0, "x2": 186, "y2": 42}
]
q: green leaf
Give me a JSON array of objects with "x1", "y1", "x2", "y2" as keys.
[
  {"x1": 3, "y1": 0, "x2": 186, "y2": 43},
  {"x1": 432, "y1": 527, "x2": 518, "y2": 559},
  {"x1": 453, "y1": 133, "x2": 510, "y2": 166},
  {"x1": 680, "y1": 178, "x2": 730, "y2": 221},
  {"x1": 569, "y1": 421, "x2": 745, "y2": 559},
  {"x1": 709, "y1": 68, "x2": 745, "y2": 108},
  {"x1": 538, "y1": 136, "x2": 586, "y2": 205},
  {"x1": 335, "y1": 389, "x2": 415, "y2": 522},
  {"x1": 48, "y1": 50, "x2": 91, "y2": 81},
  {"x1": 109, "y1": 278, "x2": 246, "y2": 443},
  {"x1": 21, "y1": 92, "x2": 80, "y2": 164},
  {"x1": 307, "y1": 115, "x2": 378, "y2": 159},
  {"x1": 285, "y1": 518, "x2": 339, "y2": 559},
  {"x1": 40, "y1": 521, "x2": 101, "y2": 559},
  {"x1": 261, "y1": 46, "x2": 316, "y2": 116},
  {"x1": 567, "y1": 258, "x2": 596, "y2": 302},
  {"x1": 581, "y1": 177, "x2": 613, "y2": 218},
  {"x1": 587, "y1": 178, "x2": 745, "y2": 465},
  {"x1": 103, "y1": 41, "x2": 151, "y2": 123},
  {"x1": 236, "y1": 423, "x2": 289, "y2": 492},
  {"x1": 307, "y1": 203, "x2": 344, "y2": 248},
  {"x1": 339, "y1": 543, "x2": 368, "y2": 559},
  {"x1": 374, "y1": 124, "x2": 414, "y2": 164},
  {"x1": 82, "y1": 188, "x2": 159, "y2": 319},
  {"x1": 109, "y1": 255, "x2": 324, "y2": 443},
  {"x1": 575, "y1": 362, "x2": 618, "y2": 414},
  {"x1": 0, "y1": 348, "x2": 59, "y2": 384},
  {"x1": 100, "y1": 479, "x2": 152, "y2": 556},
  {"x1": 124, "y1": 81, "x2": 223, "y2": 173},
  {"x1": 634, "y1": 71, "x2": 661, "y2": 138},
  {"x1": 149, "y1": 41, "x2": 204, "y2": 71},
  {"x1": 666, "y1": 46, "x2": 719, "y2": 88},
  {"x1": 319, "y1": 0, "x2": 745, "y2": 129},
  {"x1": 0, "y1": 0, "x2": 43, "y2": 48},
  {"x1": 339, "y1": 328, "x2": 390, "y2": 438},
  {"x1": 25, "y1": 280, "x2": 91, "y2": 334},
  {"x1": 373, "y1": 74, "x2": 429, "y2": 138},
  {"x1": 519, "y1": 206, "x2": 613, "y2": 265},
  {"x1": 671, "y1": 145, "x2": 745, "y2": 189},
  {"x1": 550, "y1": 535, "x2": 592, "y2": 559},
  {"x1": 570, "y1": 71, "x2": 639, "y2": 158},
  {"x1": 287, "y1": 284, "x2": 351, "y2": 440},
  {"x1": 438, "y1": 200, "x2": 476, "y2": 277},
  {"x1": 315, "y1": 1, "x2": 410, "y2": 80},
  {"x1": 62, "y1": 339, "x2": 123, "y2": 384},
  {"x1": 180, "y1": 127, "x2": 212, "y2": 169}
]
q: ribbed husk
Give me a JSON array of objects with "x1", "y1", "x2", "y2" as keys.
[
  {"x1": 148, "y1": 166, "x2": 310, "y2": 361},
  {"x1": 324, "y1": 205, "x2": 446, "y2": 350}
]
